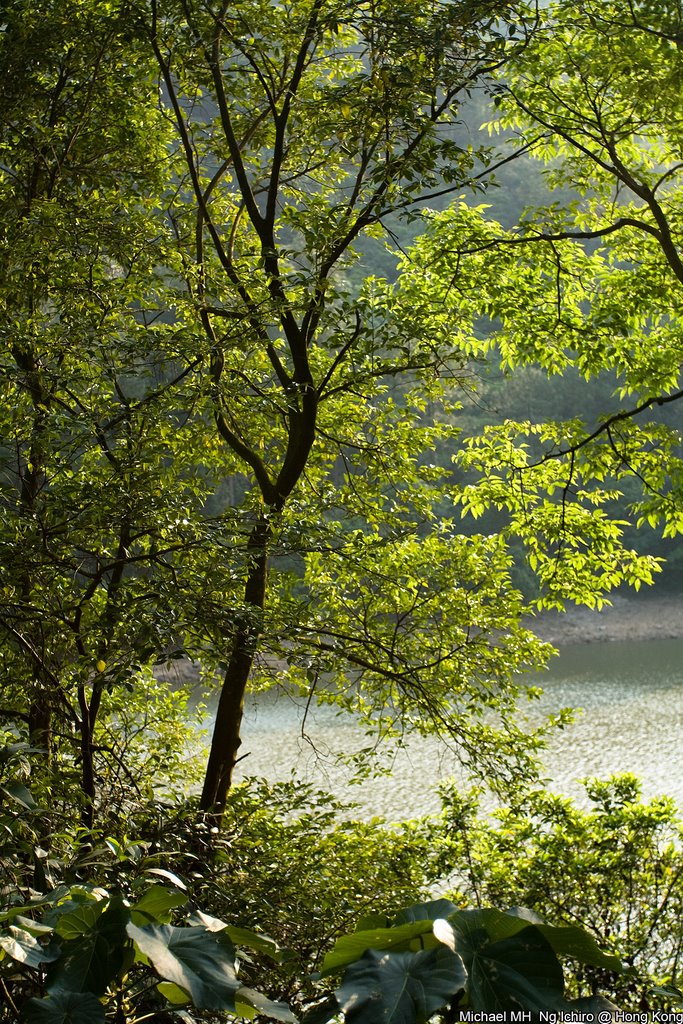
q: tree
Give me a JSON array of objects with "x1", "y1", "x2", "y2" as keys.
[
  {"x1": 142, "y1": 0, "x2": 555, "y2": 815},
  {"x1": 6, "y1": 0, "x2": 676, "y2": 831},
  {"x1": 390, "y1": 0, "x2": 683, "y2": 607},
  {"x1": 0, "y1": 0, "x2": 225, "y2": 823},
  {"x1": 1, "y1": 0, "x2": 559, "y2": 827}
]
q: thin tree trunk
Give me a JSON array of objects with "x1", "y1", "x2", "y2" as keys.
[
  {"x1": 18, "y1": 359, "x2": 52, "y2": 762},
  {"x1": 199, "y1": 515, "x2": 270, "y2": 814}
]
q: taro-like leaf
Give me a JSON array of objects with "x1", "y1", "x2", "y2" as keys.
[
  {"x1": 127, "y1": 922, "x2": 240, "y2": 1010},
  {"x1": 467, "y1": 925, "x2": 566, "y2": 1012},
  {"x1": 447, "y1": 908, "x2": 620, "y2": 972},
  {"x1": 354, "y1": 913, "x2": 390, "y2": 932},
  {"x1": 320, "y1": 920, "x2": 437, "y2": 976},
  {"x1": 157, "y1": 981, "x2": 191, "y2": 1005},
  {"x1": 0, "y1": 926, "x2": 60, "y2": 968},
  {"x1": 187, "y1": 908, "x2": 228, "y2": 933},
  {"x1": 506, "y1": 906, "x2": 546, "y2": 924},
  {"x1": 393, "y1": 899, "x2": 459, "y2": 926},
  {"x1": 448, "y1": 908, "x2": 536, "y2": 954},
  {"x1": 13, "y1": 916, "x2": 54, "y2": 937},
  {"x1": 236, "y1": 984, "x2": 298, "y2": 1022},
  {"x1": 187, "y1": 909, "x2": 284, "y2": 962},
  {"x1": 47, "y1": 899, "x2": 129, "y2": 996},
  {"x1": 337, "y1": 944, "x2": 466, "y2": 1024},
  {"x1": 53, "y1": 902, "x2": 106, "y2": 941},
  {"x1": 131, "y1": 885, "x2": 187, "y2": 925},
  {"x1": 224, "y1": 925, "x2": 286, "y2": 962},
  {"x1": 536, "y1": 924, "x2": 621, "y2": 971},
  {"x1": 23, "y1": 990, "x2": 106, "y2": 1024}
]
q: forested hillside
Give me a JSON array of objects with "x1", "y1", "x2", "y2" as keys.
[{"x1": 1, "y1": 1, "x2": 683, "y2": 1020}]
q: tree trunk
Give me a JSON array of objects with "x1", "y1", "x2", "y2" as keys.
[
  {"x1": 199, "y1": 514, "x2": 270, "y2": 814},
  {"x1": 28, "y1": 694, "x2": 52, "y2": 763}
]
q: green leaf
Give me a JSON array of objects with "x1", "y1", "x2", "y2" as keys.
[
  {"x1": 143, "y1": 867, "x2": 187, "y2": 891},
  {"x1": 320, "y1": 919, "x2": 437, "y2": 976},
  {"x1": 13, "y1": 916, "x2": 54, "y2": 937},
  {"x1": 536, "y1": 924, "x2": 621, "y2": 972},
  {"x1": 47, "y1": 900, "x2": 129, "y2": 996},
  {"x1": 224, "y1": 925, "x2": 286, "y2": 962},
  {"x1": 467, "y1": 926, "x2": 566, "y2": 1012},
  {"x1": 336, "y1": 944, "x2": 466, "y2": 1024},
  {"x1": 157, "y1": 981, "x2": 191, "y2": 1005},
  {"x1": 236, "y1": 985, "x2": 299, "y2": 1022},
  {"x1": 448, "y1": 908, "x2": 540, "y2": 948},
  {"x1": 126, "y1": 922, "x2": 240, "y2": 1010},
  {"x1": 393, "y1": 899, "x2": 459, "y2": 926},
  {"x1": 23, "y1": 990, "x2": 106, "y2": 1024},
  {"x1": 0, "y1": 926, "x2": 60, "y2": 968},
  {"x1": 53, "y1": 902, "x2": 106, "y2": 941},
  {"x1": 132, "y1": 886, "x2": 187, "y2": 925},
  {"x1": 2, "y1": 780, "x2": 37, "y2": 809}
]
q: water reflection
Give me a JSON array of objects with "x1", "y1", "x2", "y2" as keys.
[{"x1": 210, "y1": 637, "x2": 683, "y2": 821}]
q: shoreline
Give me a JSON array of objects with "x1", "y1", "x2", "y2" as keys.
[
  {"x1": 156, "y1": 594, "x2": 683, "y2": 687},
  {"x1": 527, "y1": 592, "x2": 683, "y2": 647}
]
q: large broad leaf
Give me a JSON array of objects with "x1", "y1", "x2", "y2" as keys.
[
  {"x1": 448, "y1": 908, "x2": 538, "y2": 952},
  {"x1": 236, "y1": 984, "x2": 299, "y2": 1022},
  {"x1": 354, "y1": 914, "x2": 390, "y2": 931},
  {"x1": 157, "y1": 981, "x2": 191, "y2": 1005},
  {"x1": 53, "y1": 902, "x2": 106, "y2": 941},
  {"x1": 23, "y1": 990, "x2": 106, "y2": 1024},
  {"x1": 131, "y1": 886, "x2": 187, "y2": 925},
  {"x1": 536, "y1": 924, "x2": 621, "y2": 972},
  {"x1": 467, "y1": 925, "x2": 566, "y2": 1012},
  {"x1": 0, "y1": 926, "x2": 60, "y2": 967},
  {"x1": 187, "y1": 912, "x2": 286, "y2": 963},
  {"x1": 320, "y1": 920, "x2": 437, "y2": 976},
  {"x1": 224, "y1": 925, "x2": 287, "y2": 962},
  {"x1": 392, "y1": 899, "x2": 459, "y2": 926},
  {"x1": 127, "y1": 922, "x2": 240, "y2": 1010},
  {"x1": 13, "y1": 916, "x2": 54, "y2": 938},
  {"x1": 47, "y1": 899, "x2": 129, "y2": 996},
  {"x1": 446, "y1": 908, "x2": 620, "y2": 973},
  {"x1": 336, "y1": 944, "x2": 467, "y2": 1024}
]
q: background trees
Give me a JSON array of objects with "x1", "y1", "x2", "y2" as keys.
[
  {"x1": 1, "y1": 0, "x2": 556, "y2": 826},
  {"x1": 0, "y1": 0, "x2": 198, "y2": 823},
  {"x1": 391, "y1": 0, "x2": 683, "y2": 609}
]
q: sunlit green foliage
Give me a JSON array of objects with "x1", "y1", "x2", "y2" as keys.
[
  {"x1": 432, "y1": 775, "x2": 683, "y2": 1009},
  {"x1": 389, "y1": 0, "x2": 683, "y2": 608},
  {"x1": 2, "y1": 1, "x2": 683, "y2": 1018}
]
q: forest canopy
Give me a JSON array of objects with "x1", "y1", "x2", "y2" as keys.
[
  {"x1": 1, "y1": 0, "x2": 681, "y2": 818},
  {"x1": 2, "y1": 0, "x2": 683, "y2": 1020}
]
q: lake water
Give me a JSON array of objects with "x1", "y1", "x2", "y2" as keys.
[{"x1": 203, "y1": 637, "x2": 683, "y2": 821}]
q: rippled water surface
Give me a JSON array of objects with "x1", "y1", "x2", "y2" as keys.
[{"x1": 208, "y1": 637, "x2": 683, "y2": 820}]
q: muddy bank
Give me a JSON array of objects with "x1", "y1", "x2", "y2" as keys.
[{"x1": 527, "y1": 592, "x2": 683, "y2": 646}]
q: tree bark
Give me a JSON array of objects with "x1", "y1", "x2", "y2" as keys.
[{"x1": 199, "y1": 514, "x2": 271, "y2": 813}]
